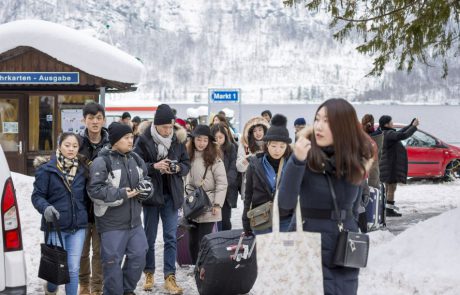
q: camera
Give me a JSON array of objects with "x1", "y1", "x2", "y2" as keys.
[{"x1": 169, "y1": 160, "x2": 178, "y2": 173}]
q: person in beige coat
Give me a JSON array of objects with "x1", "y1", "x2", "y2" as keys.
[
  {"x1": 236, "y1": 117, "x2": 270, "y2": 200},
  {"x1": 185, "y1": 125, "x2": 228, "y2": 263}
]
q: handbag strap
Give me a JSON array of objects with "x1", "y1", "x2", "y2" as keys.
[
  {"x1": 325, "y1": 174, "x2": 344, "y2": 232},
  {"x1": 199, "y1": 166, "x2": 209, "y2": 187},
  {"x1": 45, "y1": 214, "x2": 65, "y2": 248}
]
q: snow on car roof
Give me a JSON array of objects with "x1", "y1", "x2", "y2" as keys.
[{"x1": 0, "y1": 19, "x2": 144, "y2": 84}]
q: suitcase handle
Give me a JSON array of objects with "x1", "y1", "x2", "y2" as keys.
[{"x1": 232, "y1": 232, "x2": 256, "y2": 262}]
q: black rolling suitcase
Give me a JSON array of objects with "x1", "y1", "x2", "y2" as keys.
[{"x1": 195, "y1": 229, "x2": 257, "y2": 295}]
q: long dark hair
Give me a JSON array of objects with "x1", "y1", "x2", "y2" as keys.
[
  {"x1": 57, "y1": 132, "x2": 90, "y2": 178},
  {"x1": 210, "y1": 123, "x2": 233, "y2": 155},
  {"x1": 307, "y1": 98, "x2": 374, "y2": 184},
  {"x1": 247, "y1": 124, "x2": 268, "y2": 154},
  {"x1": 186, "y1": 136, "x2": 222, "y2": 168}
]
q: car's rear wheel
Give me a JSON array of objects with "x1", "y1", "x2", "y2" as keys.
[{"x1": 443, "y1": 160, "x2": 460, "y2": 181}]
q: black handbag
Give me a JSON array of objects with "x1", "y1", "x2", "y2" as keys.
[
  {"x1": 183, "y1": 167, "x2": 212, "y2": 220},
  {"x1": 38, "y1": 215, "x2": 70, "y2": 285},
  {"x1": 326, "y1": 175, "x2": 369, "y2": 268}
]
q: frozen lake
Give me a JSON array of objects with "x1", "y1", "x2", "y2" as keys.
[{"x1": 169, "y1": 103, "x2": 460, "y2": 145}]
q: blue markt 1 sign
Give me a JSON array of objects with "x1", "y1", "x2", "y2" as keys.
[
  {"x1": 209, "y1": 89, "x2": 240, "y2": 103},
  {"x1": 0, "y1": 72, "x2": 80, "y2": 84}
]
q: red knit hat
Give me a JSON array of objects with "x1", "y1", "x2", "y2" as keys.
[{"x1": 175, "y1": 118, "x2": 186, "y2": 128}]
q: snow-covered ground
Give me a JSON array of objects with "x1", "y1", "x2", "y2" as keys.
[{"x1": 13, "y1": 172, "x2": 460, "y2": 295}]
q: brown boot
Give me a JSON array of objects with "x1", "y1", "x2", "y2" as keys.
[
  {"x1": 164, "y1": 274, "x2": 183, "y2": 295},
  {"x1": 143, "y1": 272, "x2": 154, "y2": 291},
  {"x1": 79, "y1": 284, "x2": 90, "y2": 295}
]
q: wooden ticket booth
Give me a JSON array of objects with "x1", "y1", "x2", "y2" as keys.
[{"x1": 0, "y1": 20, "x2": 143, "y2": 175}]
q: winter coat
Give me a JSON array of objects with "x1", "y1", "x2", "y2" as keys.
[
  {"x1": 78, "y1": 127, "x2": 110, "y2": 223},
  {"x1": 242, "y1": 153, "x2": 292, "y2": 232},
  {"x1": 222, "y1": 143, "x2": 238, "y2": 208},
  {"x1": 31, "y1": 157, "x2": 88, "y2": 233},
  {"x1": 379, "y1": 125, "x2": 417, "y2": 184},
  {"x1": 185, "y1": 151, "x2": 228, "y2": 223},
  {"x1": 367, "y1": 130, "x2": 383, "y2": 188},
  {"x1": 87, "y1": 148, "x2": 151, "y2": 233},
  {"x1": 236, "y1": 117, "x2": 270, "y2": 199},
  {"x1": 278, "y1": 127, "x2": 366, "y2": 295},
  {"x1": 133, "y1": 123, "x2": 190, "y2": 209}
]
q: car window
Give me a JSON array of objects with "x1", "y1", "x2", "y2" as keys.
[{"x1": 403, "y1": 131, "x2": 437, "y2": 148}]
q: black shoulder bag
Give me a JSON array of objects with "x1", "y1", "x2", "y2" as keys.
[
  {"x1": 38, "y1": 215, "x2": 70, "y2": 285},
  {"x1": 326, "y1": 175, "x2": 369, "y2": 268},
  {"x1": 183, "y1": 167, "x2": 212, "y2": 220}
]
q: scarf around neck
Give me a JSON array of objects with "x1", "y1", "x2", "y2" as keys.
[
  {"x1": 151, "y1": 124, "x2": 173, "y2": 160},
  {"x1": 56, "y1": 149, "x2": 79, "y2": 185}
]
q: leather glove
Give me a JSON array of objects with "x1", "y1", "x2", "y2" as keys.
[
  {"x1": 44, "y1": 206, "x2": 60, "y2": 222},
  {"x1": 135, "y1": 180, "x2": 153, "y2": 201}
]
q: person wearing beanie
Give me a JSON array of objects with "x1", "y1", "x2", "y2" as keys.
[
  {"x1": 121, "y1": 112, "x2": 131, "y2": 125},
  {"x1": 242, "y1": 114, "x2": 293, "y2": 235},
  {"x1": 88, "y1": 121, "x2": 153, "y2": 295},
  {"x1": 133, "y1": 103, "x2": 190, "y2": 294},
  {"x1": 154, "y1": 104, "x2": 176, "y2": 126},
  {"x1": 294, "y1": 117, "x2": 307, "y2": 139},
  {"x1": 261, "y1": 110, "x2": 272, "y2": 123},
  {"x1": 378, "y1": 115, "x2": 420, "y2": 217},
  {"x1": 185, "y1": 124, "x2": 227, "y2": 263}
]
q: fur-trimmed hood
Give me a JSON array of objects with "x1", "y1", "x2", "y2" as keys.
[
  {"x1": 241, "y1": 116, "x2": 270, "y2": 147},
  {"x1": 295, "y1": 126, "x2": 373, "y2": 173},
  {"x1": 33, "y1": 155, "x2": 51, "y2": 168}
]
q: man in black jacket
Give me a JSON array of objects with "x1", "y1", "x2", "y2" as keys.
[
  {"x1": 133, "y1": 104, "x2": 190, "y2": 294},
  {"x1": 78, "y1": 102, "x2": 109, "y2": 295},
  {"x1": 379, "y1": 115, "x2": 419, "y2": 217}
]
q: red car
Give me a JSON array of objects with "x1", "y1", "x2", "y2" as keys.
[{"x1": 393, "y1": 124, "x2": 460, "y2": 180}]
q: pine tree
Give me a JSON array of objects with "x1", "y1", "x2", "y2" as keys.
[{"x1": 284, "y1": 0, "x2": 460, "y2": 78}]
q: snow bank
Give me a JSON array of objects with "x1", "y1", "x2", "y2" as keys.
[
  {"x1": 360, "y1": 208, "x2": 460, "y2": 295},
  {"x1": 0, "y1": 20, "x2": 144, "y2": 83}
]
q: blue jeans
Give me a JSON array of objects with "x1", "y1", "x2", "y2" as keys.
[
  {"x1": 45, "y1": 228, "x2": 86, "y2": 295},
  {"x1": 143, "y1": 195, "x2": 178, "y2": 276},
  {"x1": 253, "y1": 215, "x2": 293, "y2": 235}
]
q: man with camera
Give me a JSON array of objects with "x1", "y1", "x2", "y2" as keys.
[{"x1": 133, "y1": 104, "x2": 190, "y2": 294}]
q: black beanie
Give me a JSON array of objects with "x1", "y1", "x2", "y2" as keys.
[
  {"x1": 192, "y1": 125, "x2": 215, "y2": 142},
  {"x1": 379, "y1": 115, "x2": 392, "y2": 128},
  {"x1": 263, "y1": 114, "x2": 292, "y2": 144},
  {"x1": 108, "y1": 122, "x2": 133, "y2": 146},
  {"x1": 154, "y1": 104, "x2": 175, "y2": 125}
]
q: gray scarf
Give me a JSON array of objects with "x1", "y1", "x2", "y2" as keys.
[{"x1": 151, "y1": 124, "x2": 173, "y2": 160}]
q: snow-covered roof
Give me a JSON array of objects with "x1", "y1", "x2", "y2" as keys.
[{"x1": 0, "y1": 19, "x2": 144, "y2": 84}]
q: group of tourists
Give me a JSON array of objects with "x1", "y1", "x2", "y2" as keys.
[{"x1": 32, "y1": 99, "x2": 418, "y2": 295}]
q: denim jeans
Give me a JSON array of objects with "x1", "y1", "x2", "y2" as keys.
[
  {"x1": 143, "y1": 195, "x2": 178, "y2": 276},
  {"x1": 253, "y1": 215, "x2": 293, "y2": 235},
  {"x1": 45, "y1": 228, "x2": 86, "y2": 295}
]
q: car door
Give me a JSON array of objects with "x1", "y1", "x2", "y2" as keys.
[{"x1": 403, "y1": 130, "x2": 445, "y2": 177}]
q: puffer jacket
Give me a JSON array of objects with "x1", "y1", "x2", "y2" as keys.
[
  {"x1": 31, "y1": 156, "x2": 88, "y2": 232},
  {"x1": 379, "y1": 124, "x2": 417, "y2": 184},
  {"x1": 185, "y1": 151, "x2": 227, "y2": 223},
  {"x1": 133, "y1": 123, "x2": 190, "y2": 209},
  {"x1": 87, "y1": 148, "x2": 152, "y2": 233},
  {"x1": 367, "y1": 130, "x2": 384, "y2": 188}
]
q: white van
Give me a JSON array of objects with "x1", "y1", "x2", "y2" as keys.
[{"x1": 0, "y1": 145, "x2": 27, "y2": 294}]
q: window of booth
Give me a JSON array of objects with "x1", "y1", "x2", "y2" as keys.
[
  {"x1": 58, "y1": 94, "x2": 97, "y2": 134},
  {"x1": 0, "y1": 98, "x2": 20, "y2": 152},
  {"x1": 29, "y1": 96, "x2": 55, "y2": 151}
]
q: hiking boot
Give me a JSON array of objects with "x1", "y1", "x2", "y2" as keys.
[
  {"x1": 164, "y1": 274, "x2": 183, "y2": 295},
  {"x1": 79, "y1": 284, "x2": 90, "y2": 295},
  {"x1": 143, "y1": 272, "x2": 154, "y2": 291},
  {"x1": 386, "y1": 208, "x2": 402, "y2": 217}
]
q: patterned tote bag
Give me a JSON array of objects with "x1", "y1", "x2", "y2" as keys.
[{"x1": 253, "y1": 191, "x2": 324, "y2": 294}]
